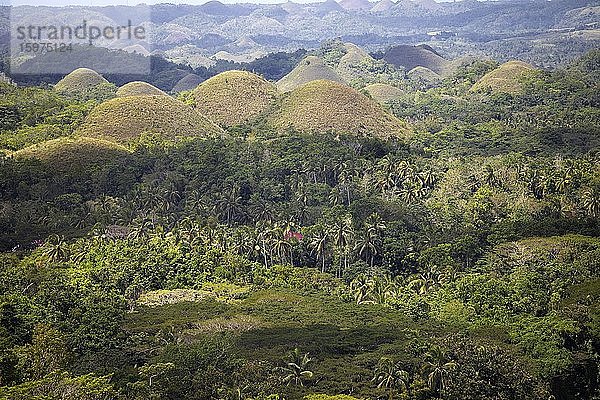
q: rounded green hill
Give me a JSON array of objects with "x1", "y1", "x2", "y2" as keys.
[
  {"x1": 268, "y1": 80, "x2": 409, "y2": 139},
  {"x1": 11, "y1": 136, "x2": 131, "y2": 175},
  {"x1": 277, "y1": 56, "x2": 345, "y2": 93},
  {"x1": 54, "y1": 68, "x2": 108, "y2": 92},
  {"x1": 363, "y1": 83, "x2": 404, "y2": 104},
  {"x1": 407, "y1": 66, "x2": 442, "y2": 86},
  {"x1": 192, "y1": 70, "x2": 278, "y2": 127},
  {"x1": 54, "y1": 68, "x2": 116, "y2": 101},
  {"x1": 116, "y1": 81, "x2": 167, "y2": 97},
  {"x1": 77, "y1": 95, "x2": 224, "y2": 144},
  {"x1": 173, "y1": 74, "x2": 204, "y2": 93},
  {"x1": 471, "y1": 60, "x2": 536, "y2": 94},
  {"x1": 336, "y1": 43, "x2": 377, "y2": 82},
  {"x1": 383, "y1": 45, "x2": 449, "y2": 75}
]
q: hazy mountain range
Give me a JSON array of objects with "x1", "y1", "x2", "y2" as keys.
[{"x1": 2, "y1": 0, "x2": 599, "y2": 70}]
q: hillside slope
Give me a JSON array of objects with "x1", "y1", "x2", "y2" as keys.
[
  {"x1": 193, "y1": 70, "x2": 278, "y2": 127},
  {"x1": 277, "y1": 56, "x2": 346, "y2": 93},
  {"x1": 471, "y1": 60, "x2": 536, "y2": 94},
  {"x1": 78, "y1": 95, "x2": 224, "y2": 143},
  {"x1": 268, "y1": 79, "x2": 409, "y2": 138}
]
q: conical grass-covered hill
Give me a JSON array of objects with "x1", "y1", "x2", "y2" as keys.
[
  {"x1": 172, "y1": 74, "x2": 204, "y2": 93},
  {"x1": 77, "y1": 95, "x2": 224, "y2": 144},
  {"x1": 11, "y1": 136, "x2": 131, "y2": 175},
  {"x1": 192, "y1": 70, "x2": 278, "y2": 127},
  {"x1": 335, "y1": 43, "x2": 378, "y2": 82},
  {"x1": 116, "y1": 81, "x2": 167, "y2": 97},
  {"x1": 407, "y1": 66, "x2": 442, "y2": 86},
  {"x1": 471, "y1": 60, "x2": 536, "y2": 94},
  {"x1": 277, "y1": 56, "x2": 345, "y2": 93},
  {"x1": 54, "y1": 68, "x2": 108, "y2": 92},
  {"x1": 54, "y1": 68, "x2": 116, "y2": 101},
  {"x1": 382, "y1": 45, "x2": 449, "y2": 75},
  {"x1": 363, "y1": 83, "x2": 404, "y2": 104},
  {"x1": 268, "y1": 80, "x2": 409, "y2": 139}
]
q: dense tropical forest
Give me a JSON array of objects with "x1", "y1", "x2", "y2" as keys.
[{"x1": 0, "y1": 37, "x2": 599, "y2": 400}]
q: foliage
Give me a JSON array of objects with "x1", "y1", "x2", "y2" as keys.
[{"x1": 0, "y1": 47, "x2": 599, "y2": 400}]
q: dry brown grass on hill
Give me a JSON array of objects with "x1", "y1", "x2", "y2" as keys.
[
  {"x1": 77, "y1": 95, "x2": 224, "y2": 144},
  {"x1": 268, "y1": 79, "x2": 409, "y2": 139},
  {"x1": 277, "y1": 56, "x2": 345, "y2": 93},
  {"x1": 363, "y1": 83, "x2": 405, "y2": 104},
  {"x1": 11, "y1": 136, "x2": 131, "y2": 174},
  {"x1": 116, "y1": 81, "x2": 167, "y2": 97},
  {"x1": 471, "y1": 60, "x2": 536, "y2": 94},
  {"x1": 54, "y1": 68, "x2": 109, "y2": 93},
  {"x1": 193, "y1": 70, "x2": 278, "y2": 127}
]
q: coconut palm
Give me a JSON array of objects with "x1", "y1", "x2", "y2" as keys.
[
  {"x1": 422, "y1": 346, "x2": 457, "y2": 399},
  {"x1": 418, "y1": 169, "x2": 436, "y2": 189},
  {"x1": 331, "y1": 215, "x2": 353, "y2": 278},
  {"x1": 356, "y1": 213, "x2": 386, "y2": 268},
  {"x1": 249, "y1": 197, "x2": 274, "y2": 224},
  {"x1": 336, "y1": 160, "x2": 359, "y2": 205},
  {"x1": 280, "y1": 348, "x2": 313, "y2": 386},
  {"x1": 215, "y1": 186, "x2": 243, "y2": 224},
  {"x1": 582, "y1": 187, "x2": 600, "y2": 218},
  {"x1": 308, "y1": 224, "x2": 329, "y2": 273},
  {"x1": 350, "y1": 274, "x2": 374, "y2": 304},
  {"x1": 484, "y1": 165, "x2": 499, "y2": 187},
  {"x1": 356, "y1": 229, "x2": 378, "y2": 269},
  {"x1": 40, "y1": 234, "x2": 69, "y2": 263},
  {"x1": 372, "y1": 357, "x2": 411, "y2": 400}
]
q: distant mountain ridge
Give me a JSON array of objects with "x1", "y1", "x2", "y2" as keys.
[{"x1": 3, "y1": 0, "x2": 599, "y2": 78}]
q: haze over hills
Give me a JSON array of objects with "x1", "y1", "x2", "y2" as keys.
[{"x1": 3, "y1": 0, "x2": 599, "y2": 75}]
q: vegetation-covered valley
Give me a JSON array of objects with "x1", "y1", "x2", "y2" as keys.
[{"x1": 0, "y1": 38, "x2": 599, "y2": 400}]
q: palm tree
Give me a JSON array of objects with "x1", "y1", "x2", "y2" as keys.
[
  {"x1": 418, "y1": 169, "x2": 436, "y2": 189},
  {"x1": 356, "y1": 230, "x2": 378, "y2": 269},
  {"x1": 408, "y1": 268, "x2": 441, "y2": 295},
  {"x1": 350, "y1": 274, "x2": 374, "y2": 304},
  {"x1": 372, "y1": 357, "x2": 410, "y2": 400},
  {"x1": 40, "y1": 234, "x2": 69, "y2": 263},
  {"x1": 356, "y1": 213, "x2": 386, "y2": 268},
  {"x1": 280, "y1": 348, "x2": 314, "y2": 386},
  {"x1": 249, "y1": 197, "x2": 274, "y2": 224},
  {"x1": 582, "y1": 187, "x2": 600, "y2": 218},
  {"x1": 308, "y1": 225, "x2": 329, "y2": 273},
  {"x1": 422, "y1": 346, "x2": 457, "y2": 399},
  {"x1": 215, "y1": 186, "x2": 242, "y2": 224},
  {"x1": 370, "y1": 277, "x2": 391, "y2": 305},
  {"x1": 336, "y1": 161, "x2": 358, "y2": 205},
  {"x1": 331, "y1": 215, "x2": 353, "y2": 278},
  {"x1": 273, "y1": 235, "x2": 292, "y2": 265},
  {"x1": 484, "y1": 165, "x2": 499, "y2": 188}
]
